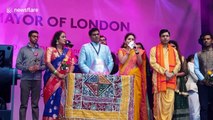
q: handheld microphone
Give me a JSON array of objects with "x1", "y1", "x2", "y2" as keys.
[
  {"x1": 128, "y1": 41, "x2": 136, "y2": 49},
  {"x1": 65, "y1": 40, "x2": 74, "y2": 48},
  {"x1": 133, "y1": 44, "x2": 139, "y2": 54}
]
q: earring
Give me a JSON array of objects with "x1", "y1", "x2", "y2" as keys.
[{"x1": 56, "y1": 40, "x2": 59, "y2": 44}]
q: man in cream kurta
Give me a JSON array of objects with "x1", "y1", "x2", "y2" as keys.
[{"x1": 150, "y1": 29, "x2": 181, "y2": 120}]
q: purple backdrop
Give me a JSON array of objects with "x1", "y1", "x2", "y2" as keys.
[{"x1": 0, "y1": 0, "x2": 201, "y2": 119}]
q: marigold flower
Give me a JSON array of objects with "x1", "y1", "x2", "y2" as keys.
[{"x1": 207, "y1": 70, "x2": 212, "y2": 75}]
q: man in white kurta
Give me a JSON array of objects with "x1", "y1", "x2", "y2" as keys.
[{"x1": 78, "y1": 28, "x2": 113, "y2": 74}]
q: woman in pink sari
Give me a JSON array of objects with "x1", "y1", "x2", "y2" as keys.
[
  {"x1": 118, "y1": 33, "x2": 150, "y2": 120},
  {"x1": 43, "y1": 31, "x2": 75, "y2": 120}
]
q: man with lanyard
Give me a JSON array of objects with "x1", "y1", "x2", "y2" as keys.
[
  {"x1": 194, "y1": 33, "x2": 213, "y2": 120},
  {"x1": 78, "y1": 28, "x2": 113, "y2": 74},
  {"x1": 16, "y1": 30, "x2": 45, "y2": 120}
]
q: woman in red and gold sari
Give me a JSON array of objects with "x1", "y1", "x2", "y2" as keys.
[
  {"x1": 43, "y1": 31, "x2": 75, "y2": 120},
  {"x1": 118, "y1": 33, "x2": 150, "y2": 120}
]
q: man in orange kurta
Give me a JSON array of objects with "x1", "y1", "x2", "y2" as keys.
[{"x1": 150, "y1": 29, "x2": 181, "y2": 120}]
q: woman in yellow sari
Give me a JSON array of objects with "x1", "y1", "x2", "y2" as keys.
[{"x1": 118, "y1": 33, "x2": 149, "y2": 120}]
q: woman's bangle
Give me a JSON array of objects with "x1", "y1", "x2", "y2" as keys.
[{"x1": 53, "y1": 70, "x2": 58, "y2": 75}]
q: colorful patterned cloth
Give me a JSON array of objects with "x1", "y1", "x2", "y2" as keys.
[{"x1": 65, "y1": 73, "x2": 134, "y2": 120}]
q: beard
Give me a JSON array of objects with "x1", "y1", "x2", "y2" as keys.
[
  {"x1": 30, "y1": 39, "x2": 38, "y2": 45},
  {"x1": 203, "y1": 41, "x2": 212, "y2": 47}
]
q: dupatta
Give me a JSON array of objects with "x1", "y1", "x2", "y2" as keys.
[
  {"x1": 43, "y1": 48, "x2": 71, "y2": 103},
  {"x1": 119, "y1": 48, "x2": 150, "y2": 120}
]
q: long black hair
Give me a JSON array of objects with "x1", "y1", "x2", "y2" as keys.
[
  {"x1": 121, "y1": 33, "x2": 136, "y2": 48},
  {"x1": 50, "y1": 30, "x2": 65, "y2": 48},
  {"x1": 169, "y1": 40, "x2": 187, "y2": 73}
]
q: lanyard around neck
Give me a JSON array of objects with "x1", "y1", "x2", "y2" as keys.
[{"x1": 90, "y1": 43, "x2": 101, "y2": 55}]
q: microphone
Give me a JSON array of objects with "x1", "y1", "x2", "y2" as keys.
[
  {"x1": 128, "y1": 41, "x2": 139, "y2": 54},
  {"x1": 128, "y1": 41, "x2": 136, "y2": 49},
  {"x1": 133, "y1": 44, "x2": 139, "y2": 54},
  {"x1": 65, "y1": 40, "x2": 74, "y2": 48}
]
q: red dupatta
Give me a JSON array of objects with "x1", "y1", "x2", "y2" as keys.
[{"x1": 43, "y1": 49, "x2": 73, "y2": 103}]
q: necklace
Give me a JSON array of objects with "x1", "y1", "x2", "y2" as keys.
[{"x1": 56, "y1": 48, "x2": 63, "y2": 56}]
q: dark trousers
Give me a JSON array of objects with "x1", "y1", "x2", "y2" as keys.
[
  {"x1": 19, "y1": 80, "x2": 41, "y2": 120},
  {"x1": 198, "y1": 83, "x2": 213, "y2": 120}
]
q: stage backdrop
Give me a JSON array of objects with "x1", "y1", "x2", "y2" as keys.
[{"x1": 0, "y1": 0, "x2": 201, "y2": 120}]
